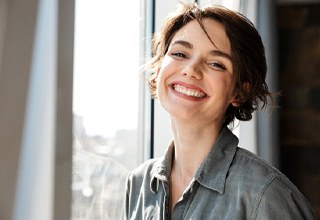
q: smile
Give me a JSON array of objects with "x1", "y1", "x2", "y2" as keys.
[{"x1": 172, "y1": 84, "x2": 207, "y2": 98}]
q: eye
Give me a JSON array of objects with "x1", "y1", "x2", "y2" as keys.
[
  {"x1": 208, "y1": 61, "x2": 226, "y2": 71},
  {"x1": 171, "y1": 52, "x2": 187, "y2": 58}
]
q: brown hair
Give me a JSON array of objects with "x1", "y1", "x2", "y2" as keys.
[{"x1": 147, "y1": 3, "x2": 272, "y2": 125}]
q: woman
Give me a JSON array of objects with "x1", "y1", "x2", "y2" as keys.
[{"x1": 124, "y1": 3, "x2": 315, "y2": 220}]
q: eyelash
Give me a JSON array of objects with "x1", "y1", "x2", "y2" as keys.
[
  {"x1": 171, "y1": 52, "x2": 187, "y2": 58},
  {"x1": 209, "y1": 62, "x2": 226, "y2": 70}
]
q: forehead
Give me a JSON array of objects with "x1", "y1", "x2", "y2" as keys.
[{"x1": 170, "y1": 18, "x2": 231, "y2": 55}]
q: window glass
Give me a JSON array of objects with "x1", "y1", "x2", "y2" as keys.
[{"x1": 72, "y1": 0, "x2": 141, "y2": 219}]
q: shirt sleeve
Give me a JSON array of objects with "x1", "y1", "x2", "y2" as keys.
[{"x1": 252, "y1": 175, "x2": 315, "y2": 220}]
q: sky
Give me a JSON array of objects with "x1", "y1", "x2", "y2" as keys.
[{"x1": 73, "y1": 0, "x2": 141, "y2": 137}]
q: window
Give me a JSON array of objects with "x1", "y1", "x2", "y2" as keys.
[{"x1": 72, "y1": 0, "x2": 142, "y2": 219}]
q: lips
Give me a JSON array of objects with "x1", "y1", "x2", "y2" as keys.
[{"x1": 170, "y1": 82, "x2": 208, "y2": 99}]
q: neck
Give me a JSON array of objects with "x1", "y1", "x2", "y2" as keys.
[
  {"x1": 169, "y1": 116, "x2": 224, "y2": 211},
  {"x1": 170, "y1": 116, "x2": 223, "y2": 181}
]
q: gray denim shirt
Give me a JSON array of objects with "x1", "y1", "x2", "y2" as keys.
[{"x1": 124, "y1": 127, "x2": 315, "y2": 219}]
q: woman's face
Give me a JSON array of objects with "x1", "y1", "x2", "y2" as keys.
[{"x1": 156, "y1": 18, "x2": 238, "y2": 126}]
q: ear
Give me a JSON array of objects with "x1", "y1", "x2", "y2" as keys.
[
  {"x1": 231, "y1": 82, "x2": 251, "y2": 107},
  {"x1": 230, "y1": 88, "x2": 241, "y2": 108},
  {"x1": 231, "y1": 97, "x2": 241, "y2": 107}
]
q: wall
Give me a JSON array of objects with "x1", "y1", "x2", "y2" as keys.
[
  {"x1": 0, "y1": 0, "x2": 74, "y2": 219},
  {"x1": 0, "y1": 0, "x2": 8, "y2": 74},
  {"x1": 0, "y1": 0, "x2": 39, "y2": 218},
  {"x1": 278, "y1": 3, "x2": 320, "y2": 218}
]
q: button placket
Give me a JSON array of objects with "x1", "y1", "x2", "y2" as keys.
[{"x1": 162, "y1": 181, "x2": 170, "y2": 220}]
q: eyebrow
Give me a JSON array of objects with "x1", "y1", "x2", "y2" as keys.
[
  {"x1": 209, "y1": 50, "x2": 232, "y2": 61},
  {"x1": 171, "y1": 40, "x2": 232, "y2": 61},
  {"x1": 172, "y1": 40, "x2": 193, "y2": 49}
]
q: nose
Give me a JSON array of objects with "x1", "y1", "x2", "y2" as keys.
[{"x1": 182, "y1": 59, "x2": 203, "y2": 80}]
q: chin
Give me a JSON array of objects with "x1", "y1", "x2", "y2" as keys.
[{"x1": 163, "y1": 105, "x2": 197, "y2": 121}]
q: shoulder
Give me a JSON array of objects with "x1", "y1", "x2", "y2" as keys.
[
  {"x1": 232, "y1": 147, "x2": 306, "y2": 198},
  {"x1": 232, "y1": 147, "x2": 282, "y2": 179},
  {"x1": 129, "y1": 158, "x2": 159, "y2": 175},
  {"x1": 126, "y1": 158, "x2": 159, "y2": 187},
  {"x1": 228, "y1": 147, "x2": 284, "y2": 191},
  {"x1": 253, "y1": 174, "x2": 315, "y2": 219},
  {"x1": 231, "y1": 147, "x2": 315, "y2": 219},
  {"x1": 124, "y1": 158, "x2": 161, "y2": 219}
]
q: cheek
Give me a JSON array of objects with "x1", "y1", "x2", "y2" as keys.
[
  {"x1": 158, "y1": 56, "x2": 175, "y2": 76},
  {"x1": 209, "y1": 77, "x2": 235, "y2": 99},
  {"x1": 155, "y1": 70, "x2": 166, "y2": 97},
  {"x1": 156, "y1": 61, "x2": 173, "y2": 89}
]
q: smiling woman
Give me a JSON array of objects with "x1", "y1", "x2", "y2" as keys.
[
  {"x1": 156, "y1": 18, "x2": 236, "y2": 128},
  {"x1": 124, "y1": 3, "x2": 315, "y2": 219}
]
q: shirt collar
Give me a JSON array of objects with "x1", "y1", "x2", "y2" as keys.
[
  {"x1": 150, "y1": 141, "x2": 174, "y2": 193},
  {"x1": 194, "y1": 127, "x2": 238, "y2": 194},
  {"x1": 150, "y1": 127, "x2": 238, "y2": 194}
]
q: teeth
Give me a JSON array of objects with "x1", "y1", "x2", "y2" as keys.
[{"x1": 173, "y1": 84, "x2": 206, "y2": 98}]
